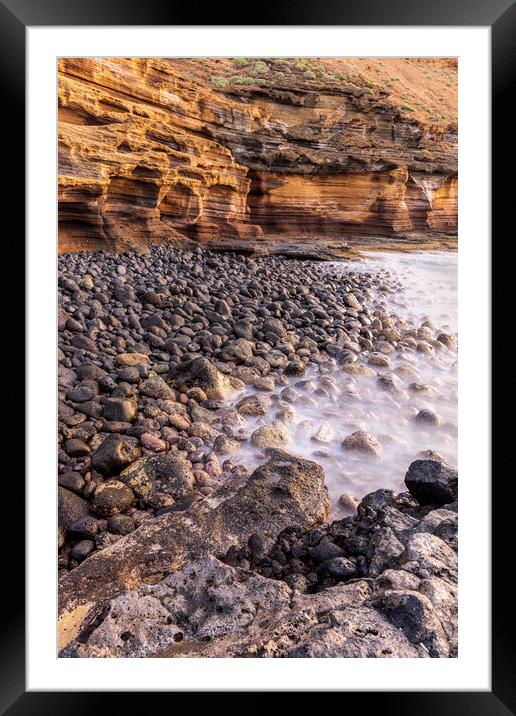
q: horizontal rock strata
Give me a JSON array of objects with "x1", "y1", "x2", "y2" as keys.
[{"x1": 58, "y1": 58, "x2": 457, "y2": 254}]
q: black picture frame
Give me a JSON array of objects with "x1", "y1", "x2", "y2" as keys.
[{"x1": 4, "y1": 0, "x2": 509, "y2": 709}]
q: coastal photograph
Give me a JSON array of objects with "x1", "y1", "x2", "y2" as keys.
[{"x1": 57, "y1": 57, "x2": 458, "y2": 658}]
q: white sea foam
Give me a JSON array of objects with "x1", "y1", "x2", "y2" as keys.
[{"x1": 229, "y1": 250, "x2": 457, "y2": 516}]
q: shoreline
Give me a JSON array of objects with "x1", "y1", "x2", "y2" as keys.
[
  {"x1": 57, "y1": 244, "x2": 458, "y2": 657},
  {"x1": 58, "y1": 234, "x2": 458, "y2": 261}
]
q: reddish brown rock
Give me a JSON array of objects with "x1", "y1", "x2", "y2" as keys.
[{"x1": 58, "y1": 58, "x2": 457, "y2": 255}]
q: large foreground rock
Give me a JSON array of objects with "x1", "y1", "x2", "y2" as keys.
[
  {"x1": 58, "y1": 451, "x2": 329, "y2": 650},
  {"x1": 59, "y1": 464, "x2": 459, "y2": 659},
  {"x1": 61, "y1": 554, "x2": 448, "y2": 658}
]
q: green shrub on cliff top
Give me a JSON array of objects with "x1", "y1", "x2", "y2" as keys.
[
  {"x1": 229, "y1": 75, "x2": 267, "y2": 87},
  {"x1": 211, "y1": 76, "x2": 228, "y2": 89},
  {"x1": 253, "y1": 60, "x2": 268, "y2": 74},
  {"x1": 295, "y1": 59, "x2": 314, "y2": 72},
  {"x1": 230, "y1": 75, "x2": 252, "y2": 85},
  {"x1": 400, "y1": 103, "x2": 416, "y2": 112},
  {"x1": 229, "y1": 75, "x2": 266, "y2": 86}
]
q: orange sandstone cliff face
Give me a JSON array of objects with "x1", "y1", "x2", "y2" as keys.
[{"x1": 58, "y1": 58, "x2": 457, "y2": 255}]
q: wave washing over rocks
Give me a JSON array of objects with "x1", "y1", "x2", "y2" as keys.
[
  {"x1": 233, "y1": 250, "x2": 458, "y2": 509},
  {"x1": 58, "y1": 245, "x2": 458, "y2": 658}
]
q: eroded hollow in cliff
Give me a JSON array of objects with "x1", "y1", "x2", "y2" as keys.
[
  {"x1": 104, "y1": 176, "x2": 161, "y2": 224},
  {"x1": 58, "y1": 106, "x2": 108, "y2": 127},
  {"x1": 204, "y1": 184, "x2": 239, "y2": 223},
  {"x1": 58, "y1": 185, "x2": 109, "y2": 253},
  {"x1": 157, "y1": 182, "x2": 248, "y2": 242},
  {"x1": 159, "y1": 183, "x2": 201, "y2": 231}
]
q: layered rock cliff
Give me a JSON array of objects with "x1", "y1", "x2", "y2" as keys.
[{"x1": 58, "y1": 57, "x2": 457, "y2": 255}]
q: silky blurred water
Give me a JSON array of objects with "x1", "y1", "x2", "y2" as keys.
[
  {"x1": 350, "y1": 250, "x2": 457, "y2": 333},
  {"x1": 231, "y1": 250, "x2": 458, "y2": 515}
]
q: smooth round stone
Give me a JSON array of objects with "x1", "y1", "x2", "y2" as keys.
[
  {"x1": 285, "y1": 361, "x2": 305, "y2": 376},
  {"x1": 140, "y1": 433, "x2": 167, "y2": 452},
  {"x1": 92, "y1": 480, "x2": 135, "y2": 515},
  {"x1": 64, "y1": 438, "x2": 90, "y2": 457},
  {"x1": 67, "y1": 516, "x2": 99, "y2": 540},
  {"x1": 107, "y1": 513, "x2": 135, "y2": 535},
  {"x1": 368, "y1": 352, "x2": 390, "y2": 367},
  {"x1": 70, "y1": 539, "x2": 95, "y2": 563},
  {"x1": 58, "y1": 472, "x2": 85, "y2": 495},
  {"x1": 414, "y1": 409, "x2": 442, "y2": 426},
  {"x1": 341, "y1": 430, "x2": 383, "y2": 459}
]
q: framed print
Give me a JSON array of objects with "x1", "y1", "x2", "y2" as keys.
[{"x1": 3, "y1": 0, "x2": 511, "y2": 709}]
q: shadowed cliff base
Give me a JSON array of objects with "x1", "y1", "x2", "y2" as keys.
[{"x1": 58, "y1": 57, "x2": 457, "y2": 256}]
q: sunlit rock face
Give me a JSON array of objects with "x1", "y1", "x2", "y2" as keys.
[{"x1": 58, "y1": 58, "x2": 457, "y2": 254}]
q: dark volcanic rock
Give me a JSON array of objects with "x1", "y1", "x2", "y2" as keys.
[
  {"x1": 91, "y1": 435, "x2": 141, "y2": 475},
  {"x1": 92, "y1": 480, "x2": 135, "y2": 516},
  {"x1": 58, "y1": 487, "x2": 90, "y2": 532},
  {"x1": 58, "y1": 451, "x2": 329, "y2": 649},
  {"x1": 107, "y1": 514, "x2": 136, "y2": 535},
  {"x1": 62, "y1": 478, "x2": 458, "y2": 658},
  {"x1": 70, "y1": 540, "x2": 95, "y2": 564},
  {"x1": 404, "y1": 460, "x2": 458, "y2": 506},
  {"x1": 118, "y1": 454, "x2": 196, "y2": 502},
  {"x1": 169, "y1": 357, "x2": 244, "y2": 401},
  {"x1": 58, "y1": 472, "x2": 85, "y2": 495},
  {"x1": 65, "y1": 438, "x2": 90, "y2": 457},
  {"x1": 68, "y1": 516, "x2": 99, "y2": 540},
  {"x1": 103, "y1": 398, "x2": 137, "y2": 423}
]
